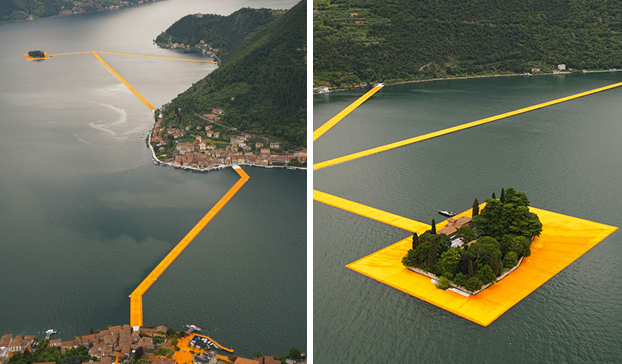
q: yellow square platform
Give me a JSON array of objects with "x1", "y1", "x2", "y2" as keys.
[{"x1": 346, "y1": 207, "x2": 617, "y2": 326}]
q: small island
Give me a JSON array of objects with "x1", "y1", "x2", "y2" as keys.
[
  {"x1": 402, "y1": 188, "x2": 542, "y2": 294},
  {"x1": 24, "y1": 50, "x2": 49, "y2": 61},
  {"x1": 27, "y1": 50, "x2": 45, "y2": 58}
]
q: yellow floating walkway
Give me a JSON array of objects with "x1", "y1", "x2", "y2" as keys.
[
  {"x1": 346, "y1": 206, "x2": 617, "y2": 326},
  {"x1": 314, "y1": 81, "x2": 622, "y2": 170},
  {"x1": 130, "y1": 166, "x2": 250, "y2": 328},
  {"x1": 49, "y1": 51, "x2": 92, "y2": 56},
  {"x1": 313, "y1": 189, "x2": 429, "y2": 233},
  {"x1": 312, "y1": 85, "x2": 383, "y2": 142},
  {"x1": 91, "y1": 51, "x2": 157, "y2": 111},
  {"x1": 96, "y1": 51, "x2": 216, "y2": 63}
]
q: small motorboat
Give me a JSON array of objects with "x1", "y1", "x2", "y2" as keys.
[{"x1": 438, "y1": 210, "x2": 456, "y2": 217}]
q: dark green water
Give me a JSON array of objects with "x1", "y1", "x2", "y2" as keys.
[
  {"x1": 314, "y1": 74, "x2": 622, "y2": 363},
  {"x1": 0, "y1": 0, "x2": 305, "y2": 356}
]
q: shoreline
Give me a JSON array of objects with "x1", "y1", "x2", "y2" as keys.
[
  {"x1": 0, "y1": 0, "x2": 163, "y2": 24},
  {"x1": 314, "y1": 69, "x2": 622, "y2": 94},
  {"x1": 147, "y1": 132, "x2": 306, "y2": 172}
]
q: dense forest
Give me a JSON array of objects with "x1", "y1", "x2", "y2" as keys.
[
  {"x1": 155, "y1": 8, "x2": 280, "y2": 62},
  {"x1": 0, "y1": 0, "x2": 152, "y2": 23},
  {"x1": 314, "y1": 0, "x2": 622, "y2": 88},
  {"x1": 159, "y1": 0, "x2": 306, "y2": 147}
]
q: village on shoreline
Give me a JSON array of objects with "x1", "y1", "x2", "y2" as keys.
[
  {"x1": 0, "y1": 325, "x2": 305, "y2": 364},
  {"x1": 313, "y1": 67, "x2": 622, "y2": 95},
  {"x1": 149, "y1": 109, "x2": 306, "y2": 173}
]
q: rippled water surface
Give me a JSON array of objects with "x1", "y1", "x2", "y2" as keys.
[
  {"x1": 0, "y1": 0, "x2": 305, "y2": 356},
  {"x1": 314, "y1": 74, "x2": 622, "y2": 363}
]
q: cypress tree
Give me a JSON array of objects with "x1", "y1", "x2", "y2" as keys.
[
  {"x1": 492, "y1": 192, "x2": 496, "y2": 199},
  {"x1": 468, "y1": 260, "x2": 474, "y2": 277},
  {"x1": 500, "y1": 188, "x2": 506, "y2": 203},
  {"x1": 472, "y1": 198, "x2": 479, "y2": 216},
  {"x1": 431, "y1": 219, "x2": 436, "y2": 234},
  {"x1": 412, "y1": 232, "x2": 419, "y2": 250},
  {"x1": 427, "y1": 242, "x2": 438, "y2": 270}
]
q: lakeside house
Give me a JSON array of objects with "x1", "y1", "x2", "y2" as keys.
[{"x1": 437, "y1": 216, "x2": 473, "y2": 247}]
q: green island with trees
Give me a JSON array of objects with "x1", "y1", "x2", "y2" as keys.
[
  {"x1": 402, "y1": 188, "x2": 542, "y2": 293},
  {"x1": 27, "y1": 50, "x2": 45, "y2": 58},
  {"x1": 314, "y1": 0, "x2": 622, "y2": 89}
]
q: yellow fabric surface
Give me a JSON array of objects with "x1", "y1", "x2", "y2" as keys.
[
  {"x1": 313, "y1": 189, "x2": 430, "y2": 232},
  {"x1": 313, "y1": 85, "x2": 383, "y2": 142},
  {"x1": 346, "y1": 207, "x2": 617, "y2": 326}
]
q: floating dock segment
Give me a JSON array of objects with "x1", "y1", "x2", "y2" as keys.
[
  {"x1": 130, "y1": 167, "x2": 250, "y2": 327},
  {"x1": 91, "y1": 51, "x2": 156, "y2": 111},
  {"x1": 313, "y1": 189, "x2": 429, "y2": 233},
  {"x1": 314, "y1": 81, "x2": 622, "y2": 170},
  {"x1": 48, "y1": 51, "x2": 92, "y2": 56},
  {"x1": 313, "y1": 85, "x2": 383, "y2": 142},
  {"x1": 346, "y1": 206, "x2": 617, "y2": 326},
  {"x1": 96, "y1": 51, "x2": 216, "y2": 63}
]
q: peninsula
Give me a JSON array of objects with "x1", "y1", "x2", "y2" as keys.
[
  {"x1": 154, "y1": 1, "x2": 306, "y2": 150},
  {"x1": 402, "y1": 188, "x2": 542, "y2": 294}
]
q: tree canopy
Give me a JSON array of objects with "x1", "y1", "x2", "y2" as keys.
[
  {"x1": 402, "y1": 187, "x2": 541, "y2": 292},
  {"x1": 314, "y1": 0, "x2": 622, "y2": 88}
]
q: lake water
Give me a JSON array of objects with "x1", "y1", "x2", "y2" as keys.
[
  {"x1": 0, "y1": 0, "x2": 305, "y2": 356},
  {"x1": 314, "y1": 74, "x2": 622, "y2": 363}
]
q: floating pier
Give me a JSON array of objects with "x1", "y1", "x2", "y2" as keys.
[
  {"x1": 130, "y1": 166, "x2": 249, "y2": 328},
  {"x1": 313, "y1": 189, "x2": 429, "y2": 233},
  {"x1": 313, "y1": 85, "x2": 383, "y2": 142}
]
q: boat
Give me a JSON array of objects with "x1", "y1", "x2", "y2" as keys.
[
  {"x1": 438, "y1": 210, "x2": 456, "y2": 217},
  {"x1": 44, "y1": 329, "x2": 58, "y2": 339}
]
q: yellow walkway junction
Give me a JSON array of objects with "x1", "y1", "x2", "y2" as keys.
[
  {"x1": 25, "y1": 51, "x2": 249, "y2": 334},
  {"x1": 314, "y1": 82, "x2": 620, "y2": 325}
]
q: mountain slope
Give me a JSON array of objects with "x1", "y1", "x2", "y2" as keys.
[
  {"x1": 155, "y1": 8, "x2": 279, "y2": 62},
  {"x1": 160, "y1": 0, "x2": 306, "y2": 147},
  {"x1": 314, "y1": 0, "x2": 622, "y2": 87}
]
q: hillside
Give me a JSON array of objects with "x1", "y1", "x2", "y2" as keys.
[
  {"x1": 155, "y1": 8, "x2": 280, "y2": 62},
  {"x1": 158, "y1": 0, "x2": 306, "y2": 147},
  {"x1": 0, "y1": 0, "x2": 156, "y2": 22},
  {"x1": 314, "y1": 0, "x2": 622, "y2": 88}
]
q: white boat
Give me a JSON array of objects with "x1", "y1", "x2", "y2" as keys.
[{"x1": 438, "y1": 210, "x2": 456, "y2": 217}]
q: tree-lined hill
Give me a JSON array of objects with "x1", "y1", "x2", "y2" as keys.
[
  {"x1": 159, "y1": 0, "x2": 306, "y2": 147},
  {"x1": 155, "y1": 8, "x2": 280, "y2": 62},
  {"x1": 0, "y1": 0, "x2": 154, "y2": 23},
  {"x1": 314, "y1": 0, "x2": 622, "y2": 88}
]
